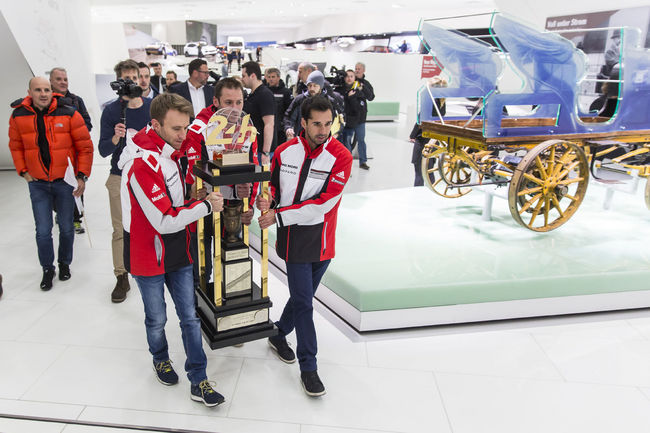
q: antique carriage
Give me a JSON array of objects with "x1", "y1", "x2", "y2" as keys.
[{"x1": 418, "y1": 13, "x2": 650, "y2": 231}]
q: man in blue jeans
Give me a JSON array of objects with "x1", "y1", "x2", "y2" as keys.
[
  {"x1": 8, "y1": 77, "x2": 93, "y2": 291},
  {"x1": 120, "y1": 93, "x2": 225, "y2": 407},
  {"x1": 257, "y1": 96, "x2": 352, "y2": 397}
]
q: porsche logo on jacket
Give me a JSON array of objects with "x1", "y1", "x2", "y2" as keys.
[
  {"x1": 119, "y1": 125, "x2": 212, "y2": 276},
  {"x1": 270, "y1": 134, "x2": 352, "y2": 263}
]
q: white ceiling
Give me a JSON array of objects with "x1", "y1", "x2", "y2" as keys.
[{"x1": 91, "y1": 0, "x2": 496, "y2": 37}]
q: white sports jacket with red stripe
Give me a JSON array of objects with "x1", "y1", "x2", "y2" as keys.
[
  {"x1": 270, "y1": 134, "x2": 352, "y2": 263},
  {"x1": 119, "y1": 126, "x2": 213, "y2": 276}
]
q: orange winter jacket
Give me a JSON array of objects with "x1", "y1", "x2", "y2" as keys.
[{"x1": 8, "y1": 94, "x2": 93, "y2": 181}]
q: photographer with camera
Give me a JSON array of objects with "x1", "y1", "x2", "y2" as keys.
[{"x1": 98, "y1": 59, "x2": 152, "y2": 303}]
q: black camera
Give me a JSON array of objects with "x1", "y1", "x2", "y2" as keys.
[
  {"x1": 110, "y1": 78, "x2": 143, "y2": 98},
  {"x1": 326, "y1": 65, "x2": 348, "y2": 88}
]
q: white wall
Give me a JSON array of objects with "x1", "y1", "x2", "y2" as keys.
[
  {"x1": 91, "y1": 22, "x2": 129, "y2": 75},
  {"x1": 0, "y1": 11, "x2": 33, "y2": 169},
  {"x1": 493, "y1": 0, "x2": 650, "y2": 28},
  {"x1": 151, "y1": 22, "x2": 167, "y2": 43},
  {"x1": 291, "y1": 7, "x2": 497, "y2": 41},
  {"x1": 165, "y1": 21, "x2": 187, "y2": 45},
  {"x1": 1, "y1": 0, "x2": 101, "y2": 166},
  {"x1": 263, "y1": 47, "x2": 425, "y2": 125}
]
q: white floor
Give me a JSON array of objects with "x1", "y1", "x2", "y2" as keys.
[{"x1": 2, "y1": 118, "x2": 650, "y2": 432}]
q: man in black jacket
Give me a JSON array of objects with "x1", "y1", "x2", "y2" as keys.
[
  {"x1": 294, "y1": 62, "x2": 316, "y2": 96},
  {"x1": 149, "y1": 62, "x2": 166, "y2": 92},
  {"x1": 264, "y1": 67, "x2": 292, "y2": 146},
  {"x1": 342, "y1": 62, "x2": 375, "y2": 170},
  {"x1": 49, "y1": 67, "x2": 92, "y2": 234},
  {"x1": 49, "y1": 68, "x2": 92, "y2": 131},
  {"x1": 168, "y1": 59, "x2": 214, "y2": 118},
  {"x1": 283, "y1": 71, "x2": 344, "y2": 140}
]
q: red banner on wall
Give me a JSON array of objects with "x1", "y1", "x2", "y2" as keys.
[{"x1": 421, "y1": 55, "x2": 441, "y2": 79}]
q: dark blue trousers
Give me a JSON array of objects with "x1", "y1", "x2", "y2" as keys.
[{"x1": 276, "y1": 260, "x2": 330, "y2": 372}]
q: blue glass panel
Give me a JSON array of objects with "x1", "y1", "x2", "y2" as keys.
[
  {"x1": 418, "y1": 19, "x2": 502, "y2": 124},
  {"x1": 484, "y1": 14, "x2": 650, "y2": 137}
]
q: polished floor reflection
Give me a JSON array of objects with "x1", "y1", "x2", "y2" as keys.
[{"x1": 2, "y1": 119, "x2": 650, "y2": 432}]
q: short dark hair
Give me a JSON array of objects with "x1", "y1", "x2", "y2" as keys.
[
  {"x1": 137, "y1": 62, "x2": 148, "y2": 69},
  {"x1": 150, "y1": 93, "x2": 194, "y2": 124},
  {"x1": 264, "y1": 67, "x2": 280, "y2": 77},
  {"x1": 301, "y1": 95, "x2": 334, "y2": 121},
  {"x1": 166, "y1": 70, "x2": 177, "y2": 79},
  {"x1": 188, "y1": 58, "x2": 207, "y2": 76},
  {"x1": 149, "y1": 62, "x2": 160, "y2": 67},
  {"x1": 113, "y1": 59, "x2": 140, "y2": 80},
  {"x1": 214, "y1": 77, "x2": 244, "y2": 100},
  {"x1": 242, "y1": 61, "x2": 261, "y2": 80}
]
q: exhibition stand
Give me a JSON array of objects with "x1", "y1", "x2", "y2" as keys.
[{"x1": 250, "y1": 184, "x2": 650, "y2": 331}]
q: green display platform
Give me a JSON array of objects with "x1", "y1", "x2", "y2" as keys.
[
  {"x1": 366, "y1": 101, "x2": 400, "y2": 121},
  {"x1": 251, "y1": 182, "x2": 650, "y2": 330}
]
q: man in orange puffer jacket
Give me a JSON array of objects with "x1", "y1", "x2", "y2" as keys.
[{"x1": 8, "y1": 76, "x2": 93, "y2": 291}]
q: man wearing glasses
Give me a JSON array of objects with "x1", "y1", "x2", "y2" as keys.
[{"x1": 168, "y1": 59, "x2": 214, "y2": 118}]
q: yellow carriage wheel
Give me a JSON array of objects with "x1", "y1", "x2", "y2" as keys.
[
  {"x1": 508, "y1": 140, "x2": 589, "y2": 232},
  {"x1": 421, "y1": 142, "x2": 475, "y2": 198}
]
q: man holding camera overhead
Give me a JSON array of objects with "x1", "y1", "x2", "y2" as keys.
[{"x1": 98, "y1": 59, "x2": 152, "y2": 303}]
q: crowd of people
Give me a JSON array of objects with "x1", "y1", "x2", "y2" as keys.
[{"x1": 6, "y1": 55, "x2": 375, "y2": 405}]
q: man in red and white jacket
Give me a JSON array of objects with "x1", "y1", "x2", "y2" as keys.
[
  {"x1": 182, "y1": 77, "x2": 257, "y2": 288},
  {"x1": 119, "y1": 93, "x2": 226, "y2": 407},
  {"x1": 256, "y1": 95, "x2": 352, "y2": 397}
]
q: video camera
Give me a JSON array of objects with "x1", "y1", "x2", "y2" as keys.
[
  {"x1": 110, "y1": 78, "x2": 143, "y2": 98},
  {"x1": 326, "y1": 65, "x2": 347, "y2": 88}
]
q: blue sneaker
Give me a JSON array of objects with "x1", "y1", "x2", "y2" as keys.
[
  {"x1": 191, "y1": 380, "x2": 225, "y2": 407},
  {"x1": 153, "y1": 360, "x2": 178, "y2": 386}
]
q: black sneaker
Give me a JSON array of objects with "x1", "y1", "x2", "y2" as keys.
[
  {"x1": 300, "y1": 370, "x2": 326, "y2": 397},
  {"x1": 40, "y1": 269, "x2": 55, "y2": 291},
  {"x1": 359, "y1": 163, "x2": 370, "y2": 170},
  {"x1": 58, "y1": 263, "x2": 71, "y2": 281},
  {"x1": 268, "y1": 336, "x2": 296, "y2": 364},
  {"x1": 190, "y1": 380, "x2": 225, "y2": 407},
  {"x1": 153, "y1": 360, "x2": 179, "y2": 386}
]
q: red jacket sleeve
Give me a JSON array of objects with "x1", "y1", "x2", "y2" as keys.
[
  {"x1": 128, "y1": 154, "x2": 211, "y2": 234},
  {"x1": 8, "y1": 116, "x2": 27, "y2": 176}
]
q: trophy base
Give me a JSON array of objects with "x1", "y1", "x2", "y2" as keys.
[
  {"x1": 214, "y1": 152, "x2": 250, "y2": 166},
  {"x1": 222, "y1": 240, "x2": 249, "y2": 262},
  {"x1": 195, "y1": 282, "x2": 278, "y2": 349}
]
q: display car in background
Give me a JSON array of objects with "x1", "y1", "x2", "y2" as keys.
[
  {"x1": 145, "y1": 41, "x2": 177, "y2": 56},
  {"x1": 183, "y1": 41, "x2": 218, "y2": 57},
  {"x1": 418, "y1": 13, "x2": 650, "y2": 232},
  {"x1": 361, "y1": 45, "x2": 395, "y2": 53}
]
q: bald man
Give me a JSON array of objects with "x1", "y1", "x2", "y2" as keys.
[{"x1": 8, "y1": 77, "x2": 94, "y2": 291}]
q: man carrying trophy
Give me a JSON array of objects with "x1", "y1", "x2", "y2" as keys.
[
  {"x1": 119, "y1": 93, "x2": 226, "y2": 407},
  {"x1": 256, "y1": 96, "x2": 352, "y2": 397},
  {"x1": 183, "y1": 78, "x2": 257, "y2": 289}
]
